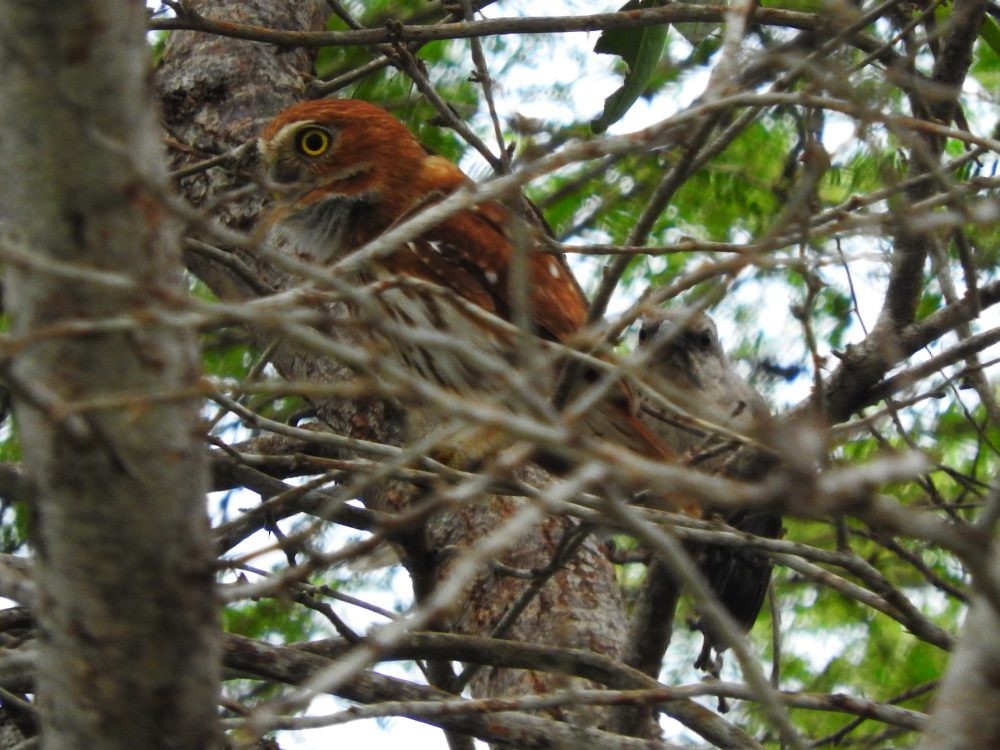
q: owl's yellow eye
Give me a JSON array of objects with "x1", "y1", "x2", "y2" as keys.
[{"x1": 296, "y1": 127, "x2": 331, "y2": 157}]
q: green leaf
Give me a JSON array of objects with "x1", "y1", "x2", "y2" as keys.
[
  {"x1": 980, "y1": 15, "x2": 1000, "y2": 58},
  {"x1": 223, "y1": 597, "x2": 316, "y2": 642},
  {"x1": 591, "y1": 0, "x2": 669, "y2": 133}
]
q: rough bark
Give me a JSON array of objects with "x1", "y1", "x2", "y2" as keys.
[
  {"x1": 423, "y1": 468, "x2": 628, "y2": 727},
  {"x1": 0, "y1": 3, "x2": 218, "y2": 749},
  {"x1": 0, "y1": 718, "x2": 26, "y2": 750}
]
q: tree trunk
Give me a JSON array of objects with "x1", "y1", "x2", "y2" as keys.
[{"x1": 0, "y1": 4, "x2": 219, "y2": 749}]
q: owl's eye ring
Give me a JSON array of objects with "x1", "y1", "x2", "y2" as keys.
[{"x1": 296, "y1": 127, "x2": 332, "y2": 157}]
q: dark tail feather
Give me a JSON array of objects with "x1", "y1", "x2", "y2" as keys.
[{"x1": 694, "y1": 510, "x2": 783, "y2": 673}]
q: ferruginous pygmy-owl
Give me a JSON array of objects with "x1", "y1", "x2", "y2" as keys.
[
  {"x1": 258, "y1": 99, "x2": 777, "y2": 650},
  {"x1": 257, "y1": 98, "x2": 674, "y2": 470},
  {"x1": 638, "y1": 308, "x2": 780, "y2": 666}
]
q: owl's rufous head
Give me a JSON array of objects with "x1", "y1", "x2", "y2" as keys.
[
  {"x1": 257, "y1": 98, "x2": 592, "y2": 344},
  {"x1": 258, "y1": 99, "x2": 465, "y2": 223}
]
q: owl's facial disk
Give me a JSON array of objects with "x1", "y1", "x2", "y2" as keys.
[
  {"x1": 639, "y1": 311, "x2": 726, "y2": 391},
  {"x1": 258, "y1": 119, "x2": 374, "y2": 210},
  {"x1": 259, "y1": 121, "x2": 321, "y2": 195}
]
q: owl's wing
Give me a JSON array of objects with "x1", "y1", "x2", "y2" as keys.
[
  {"x1": 374, "y1": 153, "x2": 586, "y2": 342},
  {"x1": 379, "y1": 202, "x2": 587, "y2": 343},
  {"x1": 378, "y1": 161, "x2": 677, "y2": 464}
]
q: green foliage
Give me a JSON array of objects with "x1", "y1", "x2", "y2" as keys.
[
  {"x1": 148, "y1": 30, "x2": 169, "y2": 64},
  {"x1": 753, "y1": 557, "x2": 950, "y2": 744},
  {"x1": 812, "y1": 286, "x2": 853, "y2": 349},
  {"x1": 201, "y1": 330, "x2": 257, "y2": 380},
  {"x1": 822, "y1": 148, "x2": 887, "y2": 205},
  {"x1": 0, "y1": 501, "x2": 29, "y2": 556},
  {"x1": 670, "y1": 119, "x2": 794, "y2": 240},
  {"x1": 981, "y1": 16, "x2": 1000, "y2": 59},
  {"x1": 224, "y1": 596, "x2": 317, "y2": 643},
  {"x1": 0, "y1": 422, "x2": 19, "y2": 464},
  {"x1": 591, "y1": 0, "x2": 670, "y2": 133},
  {"x1": 971, "y1": 20, "x2": 1000, "y2": 89},
  {"x1": 759, "y1": 0, "x2": 823, "y2": 11}
]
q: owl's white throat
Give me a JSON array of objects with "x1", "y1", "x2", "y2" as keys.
[{"x1": 277, "y1": 194, "x2": 359, "y2": 263}]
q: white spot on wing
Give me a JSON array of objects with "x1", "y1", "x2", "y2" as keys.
[
  {"x1": 485, "y1": 270, "x2": 499, "y2": 285},
  {"x1": 548, "y1": 261, "x2": 561, "y2": 278},
  {"x1": 429, "y1": 241, "x2": 444, "y2": 254}
]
